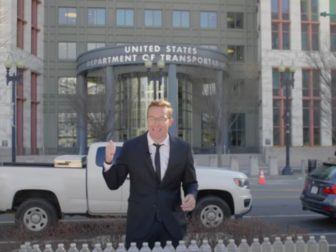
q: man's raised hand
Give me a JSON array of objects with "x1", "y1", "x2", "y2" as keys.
[{"x1": 105, "y1": 140, "x2": 116, "y2": 164}]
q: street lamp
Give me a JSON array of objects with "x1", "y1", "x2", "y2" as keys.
[
  {"x1": 279, "y1": 62, "x2": 296, "y2": 175},
  {"x1": 144, "y1": 58, "x2": 165, "y2": 99},
  {"x1": 4, "y1": 57, "x2": 24, "y2": 163}
]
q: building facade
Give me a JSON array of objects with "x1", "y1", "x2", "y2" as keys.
[
  {"x1": 259, "y1": 0, "x2": 336, "y2": 161},
  {"x1": 44, "y1": 0, "x2": 259, "y2": 154},
  {"x1": 0, "y1": 0, "x2": 44, "y2": 159}
]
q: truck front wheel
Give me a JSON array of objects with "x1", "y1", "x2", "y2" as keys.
[
  {"x1": 15, "y1": 198, "x2": 58, "y2": 232},
  {"x1": 194, "y1": 196, "x2": 231, "y2": 228}
]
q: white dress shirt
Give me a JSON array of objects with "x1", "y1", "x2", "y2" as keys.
[{"x1": 147, "y1": 133, "x2": 170, "y2": 180}]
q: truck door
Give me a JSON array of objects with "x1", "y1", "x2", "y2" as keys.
[{"x1": 87, "y1": 143, "x2": 125, "y2": 214}]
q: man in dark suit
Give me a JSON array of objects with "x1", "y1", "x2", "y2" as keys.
[{"x1": 103, "y1": 100, "x2": 198, "y2": 248}]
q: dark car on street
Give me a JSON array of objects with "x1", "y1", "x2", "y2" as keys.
[{"x1": 300, "y1": 160, "x2": 336, "y2": 218}]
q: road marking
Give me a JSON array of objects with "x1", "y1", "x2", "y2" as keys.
[
  {"x1": 246, "y1": 214, "x2": 319, "y2": 218},
  {"x1": 253, "y1": 196, "x2": 301, "y2": 199},
  {"x1": 0, "y1": 220, "x2": 14, "y2": 224}
]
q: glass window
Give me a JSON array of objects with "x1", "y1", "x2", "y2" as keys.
[
  {"x1": 202, "y1": 82, "x2": 216, "y2": 96},
  {"x1": 201, "y1": 113, "x2": 216, "y2": 152},
  {"x1": 88, "y1": 8, "x2": 106, "y2": 26},
  {"x1": 272, "y1": 0, "x2": 289, "y2": 20},
  {"x1": 227, "y1": 12, "x2": 243, "y2": 29},
  {"x1": 172, "y1": 10, "x2": 190, "y2": 28},
  {"x1": 301, "y1": 0, "x2": 319, "y2": 51},
  {"x1": 312, "y1": 24, "x2": 319, "y2": 50},
  {"x1": 272, "y1": 69, "x2": 280, "y2": 95},
  {"x1": 87, "y1": 112, "x2": 106, "y2": 144},
  {"x1": 116, "y1": 9, "x2": 134, "y2": 26},
  {"x1": 312, "y1": 69, "x2": 320, "y2": 96},
  {"x1": 58, "y1": 77, "x2": 76, "y2": 95},
  {"x1": 301, "y1": 24, "x2": 308, "y2": 50},
  {"x1": 331, "y1": 25, "x2": 336, "y2": 51},
  {"x1": 301, "y1": 0, "x2": 308, "y2": 21},
  {"x1": 332, "y1": 70, "x2": 336, "y2": 97},
  {"x1": 58, "y1": 42, "x2": 76, "y2": 60},
  {"x1": 273, "y1": 100, "x2": 280, "y2": 125},
  {"x1": 271, "y1": 0, "x2": 290, "y2": 49},
  {"x1": 272, "y1": 23, "x2": 279, "y2": 49},
  {"x1": 200, "y1": 11, "x2": 217, "y2": 29},
  {"x1": 303, "y1": 100, "x2": 309, "y2": 126},
  {"x1": 58, "y1": 7, "x2": 77, "y2": 25},
  {"x1": 273, "y1": 69, "x2": 284, "y2": 146},
  {"x1": 302, "y1": 69, "x2": 321, "y2": 145},
  {"x1": 87, "y1": 42, "x2": 105, "y2": 51},
  {"x1": 229, "y1": 113, "x2": 245, "y2": 147},
  {"x1": 58, "y1": 113, "x2": 77, "y2": 148},
  {"x1": 283, "y1": 23, "x2": 290, "y2": 49},
  {"x1": 282, "y1": 0, "x2": 289, "y2": 19},
  {"x1": 302, "y1": 70, "x2": 309, "y2": 96},
  {"x1": 227, "y1": 45, "x2": 244, "y2": 62},
  {"x1": 17, "y1": 0, "x2": 24, "y2": 49},
  {"x1": 311, "y1": 0, "x2": 319, "y2": 21},
  {"x1": 332, "y1": 70, "x2": 336, "y2": 144},
  {"x1": 331, "y1": 0, "x2": 336, "y2": 23},
  {"x1": 87, "y1": 77, "x2": 105, "y2": 95},
  {"x1": 271, "y1": 0, "x2": 279, "y2": 19},
  {"x1": 144, "y1": 9, "x2": 162, "y2": 27}
]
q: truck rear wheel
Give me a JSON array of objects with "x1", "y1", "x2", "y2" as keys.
[
  {"x1": 194, "y1": 196, "x2": 231, "y2": 228},
  {"x1": 15, "y1": 198, "x2": 58, "y2": 232}
]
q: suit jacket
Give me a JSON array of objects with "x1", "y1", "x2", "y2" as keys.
[{"x1": 103, "y1": 133, "x2": 198, "y2": 244}]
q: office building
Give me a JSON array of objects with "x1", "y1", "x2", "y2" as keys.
[{"x1": 0, "y1": 0, "x2": 44, "y2": 158}]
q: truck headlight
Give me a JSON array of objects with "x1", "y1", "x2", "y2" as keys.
[{"x1": 233, "y1": 178, "x2": 250, "y2": 188}]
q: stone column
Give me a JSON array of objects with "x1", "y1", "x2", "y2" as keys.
[
  {"x1": 77, "y1": 73, "x2": 87, "y2": 155},
  {"x1": 105, "y1": 66, "x2": 115, "y2": 140}
]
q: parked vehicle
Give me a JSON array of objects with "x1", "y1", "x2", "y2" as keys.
[
  {"x1": 300, "y1": 159, "x2": 336, "y2": 218},
  {"x1": 0, "y1": 142, "x2": 252, "y2": 232}
]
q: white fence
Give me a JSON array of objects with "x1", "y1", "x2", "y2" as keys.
[{"x1": 18, "y1": 235, "x2": 329, "y2": 252}]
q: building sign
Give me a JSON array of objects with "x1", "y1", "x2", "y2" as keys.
[{"x1": 76, "y1": 44, "x2": 227, "y2": 73}]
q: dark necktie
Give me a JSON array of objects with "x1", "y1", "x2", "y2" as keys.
[{"x1": 153, "y1": 144, "x2": 162, "y2": 180}]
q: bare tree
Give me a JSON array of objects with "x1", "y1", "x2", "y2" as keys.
[
  {"x1": 304, "y1": 44, "x2": 336, "y2": 143},
  {"x1": 63, "y1": 77, "x2": 114, "y2": 149},
  {"x1": 193, "y1": 71, "x2": 233, "y2": 166}
]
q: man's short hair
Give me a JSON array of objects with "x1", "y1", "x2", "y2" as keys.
[{"x1": 147, "y1": 100, "x2": 173, "y2": 119}]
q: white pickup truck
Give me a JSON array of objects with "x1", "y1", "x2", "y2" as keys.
[{"x1": 0, "y1": 142, "x2": 252, "y2": 232}]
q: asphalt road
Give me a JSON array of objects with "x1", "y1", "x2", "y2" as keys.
[{"x1": 247, "y1": 175, "x2": 336, "y2": 250}]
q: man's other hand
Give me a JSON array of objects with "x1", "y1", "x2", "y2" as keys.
[{"x1": 181, "y1": 194, "x2": 196, "y2": 212}]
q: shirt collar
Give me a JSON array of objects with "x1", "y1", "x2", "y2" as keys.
[{"x1": 147, "y1": 132, "x2": 169, "y2": 147}]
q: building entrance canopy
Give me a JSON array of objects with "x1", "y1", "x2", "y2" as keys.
[
  {"x1": 75, "y1": 44, "x2": 228, "y2": 154},
  {"x1": 76, "y1": 44, "x2": 227, "y2": 74}
]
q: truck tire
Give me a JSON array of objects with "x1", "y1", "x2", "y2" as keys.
[
  {"x1": 194, "y1": 196, "x2": 231, "y2": 228},
  {"x1": 15, "y1": 198, "x2": 58, "y2": 232}
]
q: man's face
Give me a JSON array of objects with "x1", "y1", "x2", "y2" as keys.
[{"x1": 147, "y1": 106, "x2": 173, "y2": 143}]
